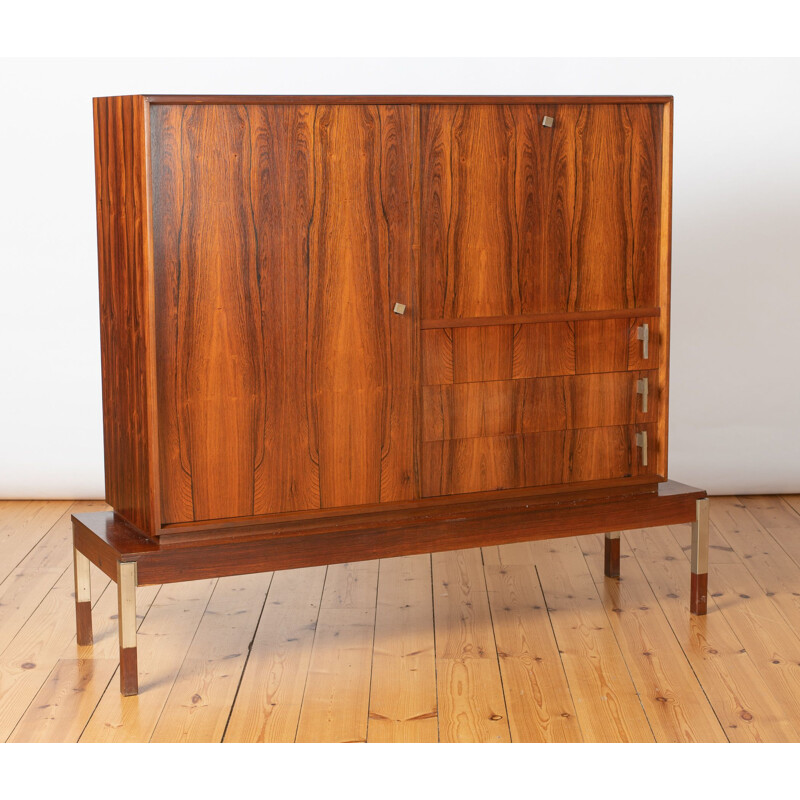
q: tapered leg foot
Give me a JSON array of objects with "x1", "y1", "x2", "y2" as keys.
[
  {"x1": 120, "y1": 646, "x2": 139, "y2": 696},
  {"x1": 117, "y1": 561, "x2": 138, "y2": 695},
  {"x1": 76, "y1": 602, "x2": 93, "y2": 645},
  {"x1": 690, "y1": 498, "x2": 710, "y2": 616},
  {"x1": 73, "y1": 545, "x2": 93, "y2": 645},
  {"x1": 690, "y1": 572, "x2": 708, "y2": 616},
  {"x1": 604, "y1": 532, "x2": 620, "y2": 578}
]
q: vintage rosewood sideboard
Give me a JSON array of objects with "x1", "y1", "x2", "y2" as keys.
[{"x1": 74, "y1": 95, "x2": 708, "y2": 695}]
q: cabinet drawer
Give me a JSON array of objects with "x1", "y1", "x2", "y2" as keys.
[
  {"x1": 421, "y1": 423, "x2": 657, "y2": 497},
  {"x1": 422, "y1": 370, "x2": 657, "y2": 442},
  {"x1": 422, "y1": 316, "x2": 658, "y2": 385}
]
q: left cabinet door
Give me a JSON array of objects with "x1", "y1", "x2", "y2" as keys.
[{"x1": 151, "y1": 103, "x2": 417, "y2": 525}]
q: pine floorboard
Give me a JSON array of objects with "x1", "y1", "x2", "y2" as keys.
[{"x1": 3, "y1": 496, "x2": 800, "y2": 742}]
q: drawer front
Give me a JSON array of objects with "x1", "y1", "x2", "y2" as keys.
[
  {"x1": 422, "y1": 370, "x2": 657, "y2": 442},
  {"x1": 422, "y1": 317, "x2": 658, "y2": 385},
  {"x1": 421, "y1": 423, "x2": 657, "y2": 498}
]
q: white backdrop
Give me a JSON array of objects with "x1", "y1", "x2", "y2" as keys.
[{"x1": 1, "y1": 57, "x2": 798, "y2": 498}]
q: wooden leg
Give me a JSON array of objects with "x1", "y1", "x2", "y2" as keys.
[
  {"x1": 117, "y1": 561, "x2": 139, "y2": 696},
  {"x1": 604, "y1": 531, "x2": 621, "y2": 578},
  {"x1": 690, "y1": 498, "x2": 710, "y2": 615},
  {"x1": 74, "y1": 546, "x2": 93, "y2": 645}
]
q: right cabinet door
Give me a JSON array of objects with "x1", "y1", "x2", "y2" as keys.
[{"x1": 419, "y1": 103, "x2": 664, "y2": 497}]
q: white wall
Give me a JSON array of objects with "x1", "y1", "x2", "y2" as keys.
[{"x1": 1, "y1": 58, "x2": 798, "y2": 498}]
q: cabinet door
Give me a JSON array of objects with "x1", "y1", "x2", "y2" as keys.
[
  {"x1": 420, "y1": 103, "x2": 663, "y2": 318},
  {"x1": 151, "y1": 104, "x2": 416, "y2": 524}
]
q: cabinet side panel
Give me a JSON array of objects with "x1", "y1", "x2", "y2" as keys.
[
  {"x1": 93, "y1": 96, "x2": 159, "y2": 535},
  {"x1": 657, "y1": 101, "x2": 672, "y2": 479}
]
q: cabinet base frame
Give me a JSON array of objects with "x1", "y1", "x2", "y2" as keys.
[{"x1": 72, "y1": 479, "x2": 708, "y2": 696}]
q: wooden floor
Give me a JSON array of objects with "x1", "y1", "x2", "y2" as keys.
[{"x1": 2, "y1": 496, "x2": 800, "y2": 742}]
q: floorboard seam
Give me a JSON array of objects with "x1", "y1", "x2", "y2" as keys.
[
  {"x1": 478, "y1": 546, "x2": 513, "y2": 743},
  {"x1": 428, "y1": 553, "x2": 441, "y2": 744},
  {"x1": 291, "y1": 565, "x2": 329, "y2": 743},
  {"x1": 534, "y1": 561, "x2": 585, "y2": 743},
  {"x1": 0, "y1": 501, "x2": 72, "y2": 586},
  {"x1": 363, "y1": 559, "x2": 382, "y2": 743},
  {"x1": 626, "y1": 526, "x2": 737, "y2": 742},
  {"x1": 576, "y1": 533, "x2": 655, "y2": 743},
  {"x1": 219, "y1": 572, "x2": 275, "y2": 743},
  {"x1": 0, "y1": 559, "x2": 77, "y2": 661},
  {"x1": 144, "y1": 579, "x2": 219, "y2": 742}
]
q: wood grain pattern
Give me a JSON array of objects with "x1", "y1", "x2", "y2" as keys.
[
  {"x1": 73, "y1": 482, "x2": 704, "y2": 589},
  {"x1": 422, "y1": 423, "x2": 657, "y2": 497},
  {"x1": 708, "y1": 562, "x2": 800, "y2": 725},
  {"x1": 294, "y1": 561, "x2": 379, "y2": 742},
  {"x1": 420, "y1": 307, "x2": 660, "y2": 329},
  {"x1": 179, "y1": 104, "x2": 261, "y2": 522},
  {"x1": 580, "y1": 532, "x2": 728, "y2": 742},
  {"x1": 222, "y1": 566, "x2": 326, "y2": 742},
  {"x1": 420, "y1": 104, "x2": 662, "y2": 319},
  {"x1": 0, "y1": 501, "x2": 71, "y2": 585},
  {"x1": 149, "y1": 571, "x2": 273, "y2": 742},
  {"x1": 0, "y1": 559, "x2": 113, "y2": 741},
  {"x1": 0, "y1": 502, "x2": 106, "y2": 658},
  {"x1": 5, "y1": 579, "x2": 160, "y2": 744},
  {"x1": 151, "y1": 104, "x2": 415, "y2": 525},
  {"x1": 738, "y1": 495, "x2": 800, "y2": 568},
  {"x1": 39, "y1": 497, "x2": 800, "y2": 743},
  {"x1": 432, "y1": 548, "x2": 510, "y2": 742},
  {"x1": 308, "y1": 105, "x2": 416, "y2": 509},
  {"x1": 422, "y1": 370, "x2": 657, "y2": 441},
  {"x1": 94, "y1": 96, "x2": 160, "y2": 536},
  {"x1": 97, "y1": 95, "x2": 671, "y2": 539},
  {"x1": 628, "y1": 525, "x2": 800, "y2": 742},
  {"x1": 532, "y1": 537, "x2": 655, "y2": 741},
  {"x1": 249, "y1": 106, "x2": 320, "y2": 516},
  {"x1": 483, "y1": 545, "x2": 583, "y2": 742},
  {"x1": 422, "y1": 317, "x2": 659, "y2": 385},
  {"x1": 571, "y1": 104, "x2": 661, "y2": 310},
  {"x1": 367, "y1": 555, "x2": 438, "y2": 742},
  {"x1": 705, "y1": 498, "x2": 800, "y2": 637},
  {"x1": 80, "y1": 579, "x2": 217, "y2": 742}
]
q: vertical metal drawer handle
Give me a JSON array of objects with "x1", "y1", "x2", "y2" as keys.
[
  {"x1": 637, "y1": 323, "x2": 650, "y2": 359},
  {"x1": 637, "y1": 377, "x2": 649, "y2": 413},
  {"x1": 636, "y1": 431, "x2": 648, "y2": 467}
]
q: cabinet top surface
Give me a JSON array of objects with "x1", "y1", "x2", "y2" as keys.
[{"x1": 96, "y1": 94, "x2": 674, "y2": 105}]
